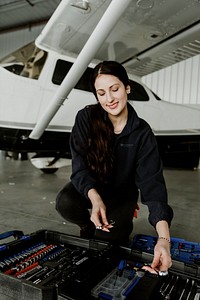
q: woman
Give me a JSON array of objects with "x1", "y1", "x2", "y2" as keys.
[{"x1": 56, "y1": 61, "x2": 173, "y2": 272}]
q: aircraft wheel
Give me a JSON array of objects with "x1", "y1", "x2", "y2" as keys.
[{"x1": 41, "y1": 168, "x2": 58, "y2": 174}]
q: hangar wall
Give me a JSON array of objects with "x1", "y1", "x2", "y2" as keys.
[
  {"x1": 0, "y1": 24, "x2": 44, "y2": 60},
  {"x1": 142, "y1": 55, "x2": 200, "y2": 105}
]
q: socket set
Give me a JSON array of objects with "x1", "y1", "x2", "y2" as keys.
[
  {"x1": 0, "y1": 230, "x2": 120, "y2": 299},
  {"x1": 0, "y1": 230, "x2": 199, "y2": 300}
]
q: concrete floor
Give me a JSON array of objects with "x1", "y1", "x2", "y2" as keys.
[{"x1": 0, "y1": 156, "x2": 200, "y2": 244}]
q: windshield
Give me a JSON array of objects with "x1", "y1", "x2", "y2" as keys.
[{"x1": 0, "y1": 42, "x2": 47, "y2": 79}]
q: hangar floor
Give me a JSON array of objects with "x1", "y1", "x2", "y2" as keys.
[{"x1": 0, "y1": 156, "x2": 199, "y2": 244}]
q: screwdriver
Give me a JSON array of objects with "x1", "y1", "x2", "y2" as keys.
[{"x1": 113, "y1": 259, "x2": 127, "y2": 286}]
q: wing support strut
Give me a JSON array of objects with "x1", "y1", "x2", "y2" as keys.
[{"x1": 29, "y1": 0, "x2": 132, "y2": 140}]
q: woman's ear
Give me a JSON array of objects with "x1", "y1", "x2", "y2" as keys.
[{"x1": 126, "y1": 85, "x2": 131, "y2": 94}]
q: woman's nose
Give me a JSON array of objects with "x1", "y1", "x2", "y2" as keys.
[{"x1": 106, "y1": 92, "x2": 114, "y2": 102}]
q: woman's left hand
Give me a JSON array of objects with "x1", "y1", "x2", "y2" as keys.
[{"x1": 151, "y1": 238, "x2": 172, "y2": 272}]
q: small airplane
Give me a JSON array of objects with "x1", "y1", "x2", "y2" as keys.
[{"x1": 0, "y1": 0, "x2": 200, "y2": 172}]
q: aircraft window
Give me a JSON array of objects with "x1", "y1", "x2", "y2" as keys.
[
  {"x1": 52, "y1": 59, "x2": 149, "y2": 101},
  {"x1": 151, "y1": 90, "x2": 161, "y2": 100},
  {"x1": 4, "y1": 64, "x2": 24, "y2": 75},
  {"x1": 128, "y1": 81, "x2": 149, "y2": 101},
  {"x1": 20, "y1": 50, "x2": 47, "y2": 79},
  {"x1": 52, "y1": 60, "x2": 92, "y2": 92},
  {"x1": 0, "y1": 43, "x2": 47, "y2": 80}
]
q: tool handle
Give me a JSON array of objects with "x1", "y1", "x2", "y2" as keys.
[{"x1": 0, "y1": 230, "x2": 24, "y2": 241}]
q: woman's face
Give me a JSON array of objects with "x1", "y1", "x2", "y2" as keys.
[{"x1": 94, "y1": 74, "x2": 130, "y2": 116}]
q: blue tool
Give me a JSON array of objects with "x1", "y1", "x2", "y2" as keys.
[{"x1": 114, "y1": 259, "x2": 127, "y2": 286}]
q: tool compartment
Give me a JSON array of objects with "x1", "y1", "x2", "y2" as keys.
[
  {"x1": 0, "y1": 230, "x2": 199, "y2": 300},
  {"x1": 0, "y1": 230, "x2": 121, "y2": 300}
]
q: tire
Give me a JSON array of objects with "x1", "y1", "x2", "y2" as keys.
[{"x1": 41, "y1": 168, "x2": 58, "y2": 174}]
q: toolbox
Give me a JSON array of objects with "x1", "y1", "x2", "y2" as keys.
[{"x1": 0, "y1": 230, "x2": 199, "y2": 300}]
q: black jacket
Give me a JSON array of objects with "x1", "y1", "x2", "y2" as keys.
[{"x1": 70, "y1": 102, "x2": 173, "y2": 227}]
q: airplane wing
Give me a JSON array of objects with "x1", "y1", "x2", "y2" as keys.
[{"x1": 36, "y1": 0, "x2": 200, "y2": 77}]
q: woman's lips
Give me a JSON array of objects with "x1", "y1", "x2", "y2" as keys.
[{"x1": 107, "y1": 102, "x2": 118, "y2": 109}]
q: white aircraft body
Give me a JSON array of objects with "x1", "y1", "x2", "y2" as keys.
[{"x1": 0, "y1": 0, "x2": 200, "y2": 172}]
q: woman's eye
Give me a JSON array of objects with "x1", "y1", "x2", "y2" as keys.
[
  {"x1": 112, "y1": 85, "x2": 119, "y2": 92},
  {"x1": 98, "y1": 92, "x2": 105, "y2": 97}
]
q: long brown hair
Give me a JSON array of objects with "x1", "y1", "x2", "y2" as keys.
[
  {"x1": 86, "y1": 61, "x2": 130, "y2": 182},
  {"x1": 85, "y1": 103, "x2": 114, "y2": 182}
]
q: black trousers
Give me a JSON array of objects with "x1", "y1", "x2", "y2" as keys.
[{"x1": 56, "y1": 181, "x2": 136, "y2": 243}]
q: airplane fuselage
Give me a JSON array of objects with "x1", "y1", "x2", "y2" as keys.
[{"x1": 0, "y1": 44, "x2": 200, "y2": 170}]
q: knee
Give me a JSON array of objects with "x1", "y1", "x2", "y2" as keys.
[
  {"x1": 55, "y1": 182, "x2": 74, "y2": 215},
  {"x1": 55, "y1": 188, "x2": 65, "y2": 214},
  {"x1": 55, "y1": 182, "x2": 91, "y2": 224}
]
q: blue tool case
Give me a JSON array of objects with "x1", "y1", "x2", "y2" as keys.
[{"x1": 131, "y1": 234, "x2": 200, "y2": 266}]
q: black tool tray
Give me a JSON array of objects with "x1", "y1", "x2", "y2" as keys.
[{"x1": 0, "y1": 230, "x2": 199, "y2": 300}]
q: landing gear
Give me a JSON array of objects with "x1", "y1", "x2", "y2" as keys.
[
  {"x1": 41, "y1": 168, "x2": 59, "y2": 174},
  {"x1": 30, "y1": 152, "x2": 72, "y2": 173}
]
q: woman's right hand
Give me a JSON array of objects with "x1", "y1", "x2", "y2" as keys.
[{"x1": 88, "y1": 188, "x2": 110, "y2": 231}]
